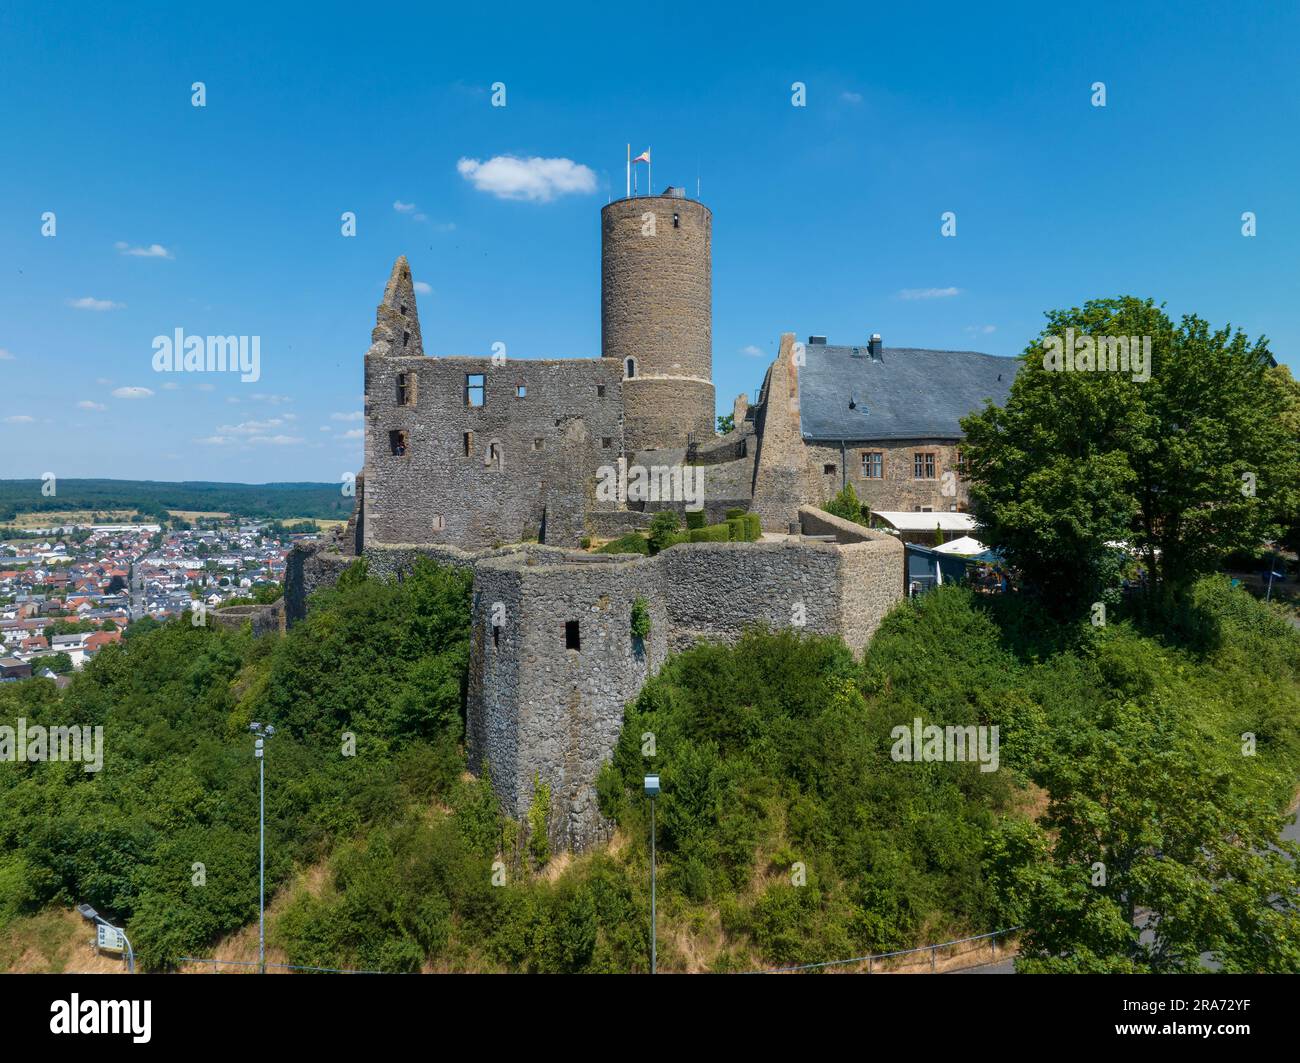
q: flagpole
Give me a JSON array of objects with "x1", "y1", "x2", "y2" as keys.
[
  {"x1": 648, "y1": 147, "x2": 652, "y2": 196},
  {"x1": 626, "y1": 143, "x2": 630, "y2": 199}
]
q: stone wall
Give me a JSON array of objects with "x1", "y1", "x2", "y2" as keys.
[
  {"x1": 751, "y1": 333, "x2": 823, "y2": 531},
  {"x1": 211, "y1": 599, "x2": 285, "y2": 638},
  {"x1": 620, "y1": 376, "x2": 716, "y2": 452},
  {"x1": 290, "y1": 510, "x2": 903, "y2": 853},
  {"x1": 363, "y1": 355, "x2": 625, "y2": 550},
  {"x1": 469, "y1": 552, "x2": 668, "y2": 852},
  {"x1": 803, "y1": 439, "x2": 968, "y2": 513}
]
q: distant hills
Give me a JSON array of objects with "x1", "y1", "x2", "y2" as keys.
[{"x1": 0, "y1": 479, "x2": 352, "y2": 522}]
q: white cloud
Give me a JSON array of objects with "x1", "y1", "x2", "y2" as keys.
[
  {"x1": 96, "y1": 377, "x2": 113, "y2": 386},
  {"x1": 331, "y1": 411, "x2": 363, "y2": 421},
  {"x1": 251, "y1": 393, "x2": 292, "y2": 405},
  {"x1": 112, "y1": 386, "x2": 153, "y2": 399},
  {"x1": 115, "y1": 241, "x2": 173, "y2": 259},
  {"x1": 457, "y1": 155, "x2": 596, "y2": 202},
  {"x1": 77, "y1": 400, "x2": 107, "y2": 411},
  {"x1": 413, "y1": 281, "x2": 432, "y2": 295},
  {"x1": 964, "y1": 324, "x2": 997, "y2": 335},
  {"x1": 393, "y1": 200, "x2": 417, "y2": 213},
  {"x1": 196, "y1": 382, "x2": 215, "y2": 392},
  {"x1": 217, "y1": 418, "x2": 288, "y2": 435},
  {"x1": 161, "y1": 381, "x2": 180, "y2": 390},
  {"x1": 195, "y1": 435, "x2": 230, "y2": 445},
  {"x1": 68, "y1": 297, "x2": 124, "y2": 311},
  {"x1": 840, "y1": 91, "x2": 863, "y2": 104},
  {"x1": 740, "y1": 344, "x2": 764, "y2": 358},
  {"x1": 4, "y1": 414, "x2": 34, "y2": 424},
  {"x1": 319, "y1": 425, "x2": 332, "y2": 432},
  {"x1": 340, "y1": 428, "x2": 363, "y2": 440},
  {"x1": 897, "y1": 287, "x2": 962, "y2": 300},
  {"x1": 0, "y1": 348, "x2": 14, "y2": 361},
  {"x1": 248, "y1": 434, "x2": 303, "y2": 446}
]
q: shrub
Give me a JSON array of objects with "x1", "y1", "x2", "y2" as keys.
[
  {"x1": 595, "y1": 533, "x2": 648, "y2": 555},
  {"x1": 743, "y1": 513, "x2": 762, "y2": 541},
  {"x1": 527, "y1": 774, "x2": 551, "y2": 867},
  {"x1": 688, "y1": 524, "x2": 730, "y2": 543},
  {"x1": 685, "y1": 511, "x2": 706, "y2": 530},
  {"x1": 648, "y1": 511, "x2": 681, "y2": 555},
  {"x1": 726, "y1": 518, "x2": 745, "y2": 541},
  {"x1": 823, "y1": 483, "x2": 867, "y2": 525},
  {"x1": 630, "y1": 597, "x2": 651, "y2": 640},
  {"x1": 725, "y1": 508, "x2": 746, "y2": 521}
]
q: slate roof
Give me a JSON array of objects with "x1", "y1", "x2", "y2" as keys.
[{"x1": 799, "y1": 342, "x2": 1018, "y2": 442}]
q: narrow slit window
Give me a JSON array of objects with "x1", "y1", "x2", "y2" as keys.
[
  {"x1": 565, "y1": 620, "x2": 581, "y2": 651},
  {"x1": 402, "y1": 330, "x2": 410, "y2": 348},
  {"x1": 463, "y1": 431, "x2": 473, "y2": 456},
  {"x1": 533, "y1": 438, "x2": 543, "y2": 451},
  {"x1": 396, "y1": 371, "x2": 416, "y2": 406},
  {"x1": 624, "y1": 358, "x2": 636, "y2": 379},
  {"x1": 431, "y1": 515, "x2": 445, "y2": 531},
  {"x1": 516, "y1": 383, "x2": 527, "y2": 398},
  {"x1": 597, "y1": 384, "x2": 606, "y2": 397}
]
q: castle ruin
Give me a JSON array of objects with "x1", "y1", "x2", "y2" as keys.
[{"x1": 287, "y1": 187, "x2": 1017, "y2": 850}]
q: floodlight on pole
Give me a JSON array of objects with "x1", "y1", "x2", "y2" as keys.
[
  {"x1": 249, "y1": 722, "x2": 275, "y2": 973},
  {"x1": 644, "y1": 774, "x2": 660, "y2": 974}
]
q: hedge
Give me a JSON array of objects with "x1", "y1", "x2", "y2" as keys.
[{"x1": 688, "y1": 524, "x2": 731, "y2": 543}]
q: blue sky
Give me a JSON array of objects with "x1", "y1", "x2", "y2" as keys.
[{"x1": 2, "y1": 0, "x2": 1297, "y2": 482}]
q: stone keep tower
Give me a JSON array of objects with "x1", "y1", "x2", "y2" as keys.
[{"x1": 601, "y1": 189, "x2": 715, "y2": 451}]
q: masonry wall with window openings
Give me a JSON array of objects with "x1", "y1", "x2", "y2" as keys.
[{"x1": 363, "y1": 354, "x2": 624, "y2": 549}]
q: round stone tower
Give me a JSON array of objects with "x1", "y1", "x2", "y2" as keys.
[{"x1": 601, "y1": 190, "x2": 715, "y2": 451}]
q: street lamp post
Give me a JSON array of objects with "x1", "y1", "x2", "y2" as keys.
[
  {"x1": 249, "y1": 722, "x2": 275, "y2": 974},
  {"x1": 76, "y1": 903, "x2": 135, "y2": 974},
  {"x1": 644, "y1": 774, "x2": 660, "y2": 975}
]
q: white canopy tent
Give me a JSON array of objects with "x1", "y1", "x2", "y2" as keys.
[
  {"x1": 871, "y1": 511, "x2": 977, "y2": 534},
  {"x1": 933, "y1": 535, "x2": 989, "y2": 556}
]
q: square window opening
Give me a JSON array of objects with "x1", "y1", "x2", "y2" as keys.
[{"x1": 565, "y1": 620, "x2": 581, "y2": 651}]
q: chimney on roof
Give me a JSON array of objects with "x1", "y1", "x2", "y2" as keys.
[{"x1": 868, "y1": 333, "x2": 883, "y2": 361}]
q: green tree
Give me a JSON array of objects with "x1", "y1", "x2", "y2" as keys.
[
  {"x1": 1007, "y1": 699, "x2": 1300, "y2": 972},
  {"x1": 962, "y1": 297, "x2": 1300, "y2": 613},
  {"x1": 716, "y1": 413, "x2": 735, "y2": 434},
  {"x1": 41, "y1": 652, "x2": 73, "y2": 675},
  {"x1": 823, "y1": 483, "x2": 867, "y2": 525},
  {"x1": 647, "y1": 511, "x2": 680, "y2": 555}
]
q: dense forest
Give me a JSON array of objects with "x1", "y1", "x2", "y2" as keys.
[
  {"x1": 1, "y1": 559, "x2": 1296, "y2": 972},
  {"x1": 0, "y1": 479, "x2": 350, "y2": 522}
]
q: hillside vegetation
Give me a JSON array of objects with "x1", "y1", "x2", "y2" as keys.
[
  {"x1": 0, "y1": 478, "x2": 351, "y2": 523},
  {"x1": 1, "y1": 562, "x2": 1297, "y2": 972}
]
